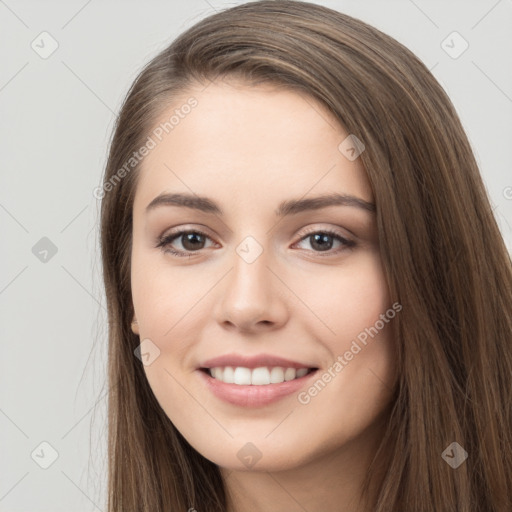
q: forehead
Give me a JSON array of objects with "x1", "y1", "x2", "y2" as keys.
[{"x1": 133, "y1": 80, "x2": 373, "y2": 213}]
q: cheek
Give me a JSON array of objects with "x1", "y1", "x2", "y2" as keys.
[
  {"x1": 294, "y1": 250, "x2": 397, "y2": 395},
  {"x1": 293, "y1": 251, "x2": 391, "y2": 341},
  {"x1": 335, "y1": 255, "x2": 397, "y2": 385},
  {"x1": 338, "y1": 268, "x2": 390, "y2": 340},
  {"x1": 131, "y1": 247, "x2": 204, "y2": 333}
]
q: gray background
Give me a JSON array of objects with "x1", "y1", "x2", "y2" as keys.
[{"x1": 1, "y1": 0, "x2": 511, "y2": 510}]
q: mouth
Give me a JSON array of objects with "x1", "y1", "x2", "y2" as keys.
[
  {"x1": 196, "y1": 355, "x2": 320, "y2": 407},
  {"x1": 199, "y1": 366, "x2": 317, "y2": 385}
]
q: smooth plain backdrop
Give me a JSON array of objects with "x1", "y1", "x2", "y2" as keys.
[{"x1": 1, "y1": 0, "x2": 511, "y2": 510}]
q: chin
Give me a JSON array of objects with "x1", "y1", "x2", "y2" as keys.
[{"x1": 189, "y1": 436, "x2": 316, "y2": 473}]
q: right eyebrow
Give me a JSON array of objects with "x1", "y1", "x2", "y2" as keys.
[{"x1": 146, "y1": 193, "x2": 222, "y2": 215}]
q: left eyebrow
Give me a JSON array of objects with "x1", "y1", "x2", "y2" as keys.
[
  {"x1": 275, "y1": 193, "x2": 375, "y2": 216},
  {"x1": 145, "y1": 192, "x2": 376, "y2": 216}
]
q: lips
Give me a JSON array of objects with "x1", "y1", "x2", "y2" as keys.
[
  {"x1": 199, "y1": 353, "x2": 318, "y2": 370},
  {"x1": 197, "y1": 353, "x2": 319, "y2": 407}
]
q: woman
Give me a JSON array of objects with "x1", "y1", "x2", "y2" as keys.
[{"x1": 99, "y1": 1, "x2": 512, "y2": 510}]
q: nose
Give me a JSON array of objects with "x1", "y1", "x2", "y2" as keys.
[{"x1": 213, "y1": 245, "x2": 289, "y2": 334}]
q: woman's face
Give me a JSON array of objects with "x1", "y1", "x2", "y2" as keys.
[{"x1": 130, "y1": 79, "x2": 398, "y2": 472}]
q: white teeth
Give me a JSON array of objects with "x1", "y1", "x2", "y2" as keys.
[
  {"x1": 269, "y1": 367, "x2": 284, "y2": 383},
  {"x1": 223, "y1": 367, "x2": 234, "y2": 383},
  {"x1": 251, "y1": 367, "x2": 270, "y2": 385},
  {"x1": 296, "y1": 368, "x2": 308, "y2": 378},
  {"x1": 233, "y1": 367, "x2": 252, "y2": 385},
  {"x1": 208, "y1": 366, "x2": 312, "y2": 385},
  {"x1": 211, "y1": 367, "x2": 223, "y2": 380},
  {"x1": 284, "y1": 368, "x2": 296, "y2": 381}
]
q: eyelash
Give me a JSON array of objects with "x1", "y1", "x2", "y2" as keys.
[{"x1": 156, "y1": 227, "x2": 356, "y2": 258}]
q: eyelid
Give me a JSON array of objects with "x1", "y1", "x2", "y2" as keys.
[
  {"x1": 157, "y1": 224, "x2": 216, "y2": 243},
  {"x1": 156, "y1": 226, "x2": 218, "y2": 251},
  {"x1": 295, "y1": 224, "x2": 352, "y2": 241},
  {"x1": 158, "y1": 223, "x2": 351, "y2": 241},
  {"x1": 292, "y1": 226, "x2": 356, "y2": 255},
  {"x1": 156, "y1": 224, "x2": 356, "y2": 257}
]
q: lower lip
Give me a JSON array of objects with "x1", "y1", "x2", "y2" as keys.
[{"x1": 197, "y1": 369, "x2": 318, "y2": 407}]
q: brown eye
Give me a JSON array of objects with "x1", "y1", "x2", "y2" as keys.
[
  {"x1": 308, "y1": 233, "x2": 335, "y2": 251},
  {"x1": 179, "y1": 232, "x2": 207, "y2": 251},
  {"x1": 294, "y1": 229, "x2": 356, "y2": 256},
  {"x1": 156, "y1": 230, "x2": 214, "y2": 257}
]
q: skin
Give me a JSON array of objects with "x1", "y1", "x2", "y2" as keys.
[{"x1": 130, "y1": 79, "x2": 398, "y2": 512}]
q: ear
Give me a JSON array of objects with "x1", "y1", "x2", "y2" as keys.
[{"x1": 131, "y1": 316, "x2": 139, "y2": 335}]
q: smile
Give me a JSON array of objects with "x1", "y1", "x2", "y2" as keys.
[
  {"x1": 196, "y1": 354, "x2": 320, "y2": 407},
  {"x1": 204, "y1": 366, "x2": 315, "y2": 385}
]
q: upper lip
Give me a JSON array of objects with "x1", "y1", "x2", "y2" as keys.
[{"x1": 199, "y1": 353, "x2": 318, "y2": 370}]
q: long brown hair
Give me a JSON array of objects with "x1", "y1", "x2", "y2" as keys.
[{"x1": 99, "y1": 1, "x2": 512, "y2": 510}]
